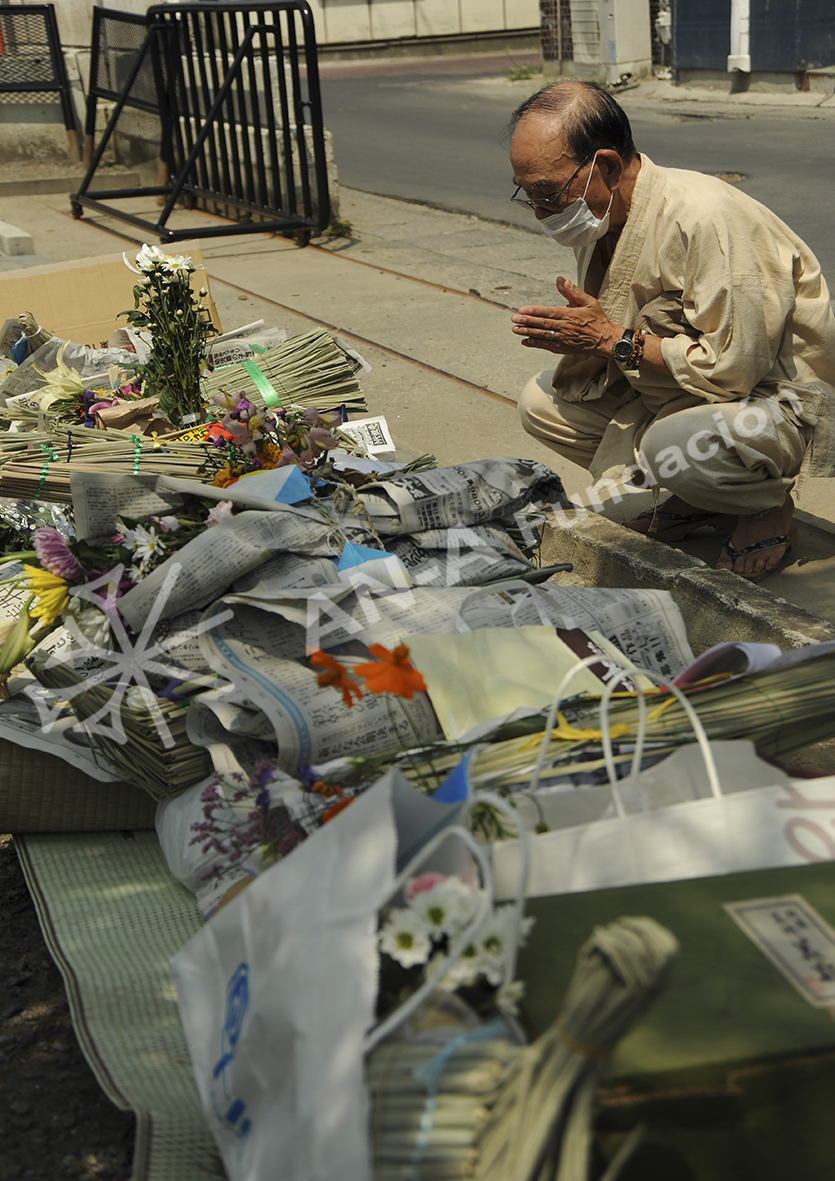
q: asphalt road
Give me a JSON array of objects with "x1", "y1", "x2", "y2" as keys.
[{"x1": 319, "y1": 69, "x2": 835, "y2": 280}]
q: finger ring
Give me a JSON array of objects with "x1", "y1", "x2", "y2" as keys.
[{"x1": 549, "y1": 329, "x2": 555, "y2": 340}]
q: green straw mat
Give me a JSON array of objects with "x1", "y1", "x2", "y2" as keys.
[
  {"x1": 0, "y1": 739, "x2": 157, "y2": 832},
  {"x1": 17, "y1": 832, "x2": 222, "y2": 1181}
]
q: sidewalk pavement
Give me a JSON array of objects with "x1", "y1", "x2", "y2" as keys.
[{"x1": 1, "y1": 68, "x2": 835, "y2": 633}]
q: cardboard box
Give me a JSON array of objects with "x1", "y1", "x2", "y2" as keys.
[{"x1": 0, "y1": 241, "x2": 222, "y2": 348}]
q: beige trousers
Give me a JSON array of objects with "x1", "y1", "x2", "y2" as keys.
[{"x1": 519, "y1": 370, "x2": 812, "y2": 515}]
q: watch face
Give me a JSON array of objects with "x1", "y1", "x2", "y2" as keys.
[{"x1": 613, "y1": 336, "x2": 633, "y2": 362}]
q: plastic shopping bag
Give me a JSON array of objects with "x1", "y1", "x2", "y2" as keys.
[{"x1": 169, "y1": 769, "x2": 473, "y2": 1181}]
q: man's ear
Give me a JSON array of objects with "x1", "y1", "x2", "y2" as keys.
[{"x1": 597, "y1": 149, "x2": 625, "y2": 190}]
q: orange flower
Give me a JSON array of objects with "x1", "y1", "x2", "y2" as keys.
[
  {"x1": 309, "y1": 779, "x2": 343, "y2": 799},
  {"x1": 354, "y1": 643, "x2": 427, "y2": 699},
  {"x1": 321, "y1": 797, "x2": 353, "y2": 823},
  {"x1": 309, "y1": 649, "x2": 363, "y2": 708}
]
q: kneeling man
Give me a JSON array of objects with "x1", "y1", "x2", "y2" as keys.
[{"x1": 511, "y1": 80, "x2": 835, "y2": 581}]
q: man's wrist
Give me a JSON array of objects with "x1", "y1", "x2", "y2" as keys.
[{"x1": 606, "y1": 325, "x2": 630, "y2": 362}]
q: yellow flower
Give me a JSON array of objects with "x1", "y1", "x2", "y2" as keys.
[
  {"x1": 258, "y1": 442, "x2": 282, "y2": 470},
  {"x1": 24, "y1": 565, "x2": 69, "y2": 625},
  {"x1": 210, "y1": 463, "x2": 239, "y2": 488}
]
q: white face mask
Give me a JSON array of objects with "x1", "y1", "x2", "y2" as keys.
[{"x1": 538, "y1": 152, "x2": 613, "y2": 248}]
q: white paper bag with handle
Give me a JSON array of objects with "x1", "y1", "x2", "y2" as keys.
[
  {"x1": 169, "y1": 770, "x2": 526, "y2": 1181},
  {"x1": 492, "y1": 655, "x2": 835, "y2": 901}
]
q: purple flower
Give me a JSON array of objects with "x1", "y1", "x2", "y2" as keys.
[
  {"x1": 297, "y1": 764, "x2": 320, "y2": 790},
  {"x1": 305, "y1": 426, "x2": 339, "y2": 457},
  {"x1": 32, "y1": 527, "x2": 86, "y2": 582}
]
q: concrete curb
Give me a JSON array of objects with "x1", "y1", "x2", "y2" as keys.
[
  {"x1": 541, "y1": 510, "x2": 835, "y2": 653},
  {"x1": 0, "y1": 173, "x2": 140, "y2": 199}
]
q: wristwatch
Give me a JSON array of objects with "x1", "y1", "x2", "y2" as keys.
[{"x1": 612, "y1": 328, "x2": 635, "y2": 364}]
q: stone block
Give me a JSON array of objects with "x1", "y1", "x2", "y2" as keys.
[{"x1": 0, "y1": 221, "x2": 34, "y2": 257}]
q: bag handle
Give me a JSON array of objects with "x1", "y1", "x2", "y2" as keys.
[
  {"x1": 599, "y1": 663, "x2": 722, "y2": 803},
  {"x1": 529, "y1": 653, "x2": 721, "y2": 812},
  {"x1": 363, "y1": 824, "x2": 493, "y2": 1053}
]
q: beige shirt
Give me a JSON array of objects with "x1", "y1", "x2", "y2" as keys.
[{"x1": 551, "y1": 155, "x2": 835, "y2": 475}]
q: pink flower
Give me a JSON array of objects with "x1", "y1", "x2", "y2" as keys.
[
  {"x1": 158, "y1": 516, "x2": 179, "y2": 532},
  {"x1": 277, "y1": 444, "x2": 301, "y2": 468},
  {"x1": 206, "y1": 500, "x2": 234, "y2": 527},
  {"x1": 88, "y1": 399, "x2": 120, "y2": 416},
  {"x1": 405, "y1": 872, "x2": 448, "y2": 902},
  {"x1": 32, "y1": 527, "x2": 85, "y2": 582}
]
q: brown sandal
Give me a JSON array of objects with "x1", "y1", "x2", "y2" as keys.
[
  {"x1": 631, "y1": 508, "x2": 735, "y2": 543},
  {"x1": 717, "y1": 523, "x2": 799, "y2": 583}
]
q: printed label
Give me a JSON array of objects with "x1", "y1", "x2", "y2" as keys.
[{"x1": 724, "y1": 894, "x2": 835, "y2": 1007}]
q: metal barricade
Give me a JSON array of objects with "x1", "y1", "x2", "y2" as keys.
[
  {"x1": 0, "y1": 3, "x2": 80, "y2": 160},
  {"x1": 72, "y1": 1, "x2": 330, "y2": 244}
]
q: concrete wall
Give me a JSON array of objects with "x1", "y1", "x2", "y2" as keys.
[
  {"x1": 306, "y1": 0, "x2": 539, "y2": 43},
  {"x1": 33, "y1": 0, "x2": 539, "y2": 51}
]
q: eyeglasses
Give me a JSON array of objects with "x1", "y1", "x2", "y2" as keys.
[{"x1": 510, "y1": 154, "x2": 593, "y2": 212}]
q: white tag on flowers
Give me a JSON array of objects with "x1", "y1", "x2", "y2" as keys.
[{"x1": 339, "y1": 415, "x2": 395, "y2": 454}]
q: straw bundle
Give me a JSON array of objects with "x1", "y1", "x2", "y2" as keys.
[
  {"x1": 367, "y1": 917, "x2": 677, "y2": 1181},
  {"x1": 475, "y1": 917, "x2": 677, "y2": 1181},
  {"x1": 382, "y1": 647, "x2": 835, "y2": 800},
  {"x1": 0, "y1": 430, "x2": 213, "y2": 503},
  {"x1": 26, "y1": 651, "x2": 209, "y2": 800},
  {"x1": 201, "y1": 328, "x2": 367, "y2": 414}
]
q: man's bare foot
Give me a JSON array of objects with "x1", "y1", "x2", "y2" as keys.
[
  {"x1": 624, "y1": 495, "x2": 734, "y2": 541},
  {"x1": 715, "y1": 496, "x2": 797, "y2": 580}
]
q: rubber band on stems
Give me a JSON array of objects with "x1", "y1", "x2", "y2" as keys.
[
  {"x1": 35, "y1": 443, "x2": 57, "y2": 501},
  {"x1": 129, "y1": 434, "x2": 142, "y2": 474}
]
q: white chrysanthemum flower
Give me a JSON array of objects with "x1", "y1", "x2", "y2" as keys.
[
  {"x1": 496, "y1": 978, "x2": 525, "y2": 1016},
  {"x1": 477, "y1": 906, "x2": 518, "y2": 986},
  {"x1": 378, "y1": 908, "x2": 432, "y2": 969},
  {"x1": 130, "y1": 524, "x2": 165, "y2": 564},
  {"x1": 128, "y1": 242, "x2": 196, "y2": 279},
  {"x1": 427, "y1": 942, "x2": 483, "y2": 989},
  {"x1": 63, "y1": 598, "x2": 112, "y2": 649},
  {"x1": 136, "y1": 243, "x2": 167, "y2": 271},
  {"x1": 125, "y1": 684, "x2": 159, "y2": 711},
  {"x1": 410, "y1": 877, "x2": 480, "y2": 940},
  {"x1": 163, "y1": 252, "x2": 196, "y2": 277}
]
